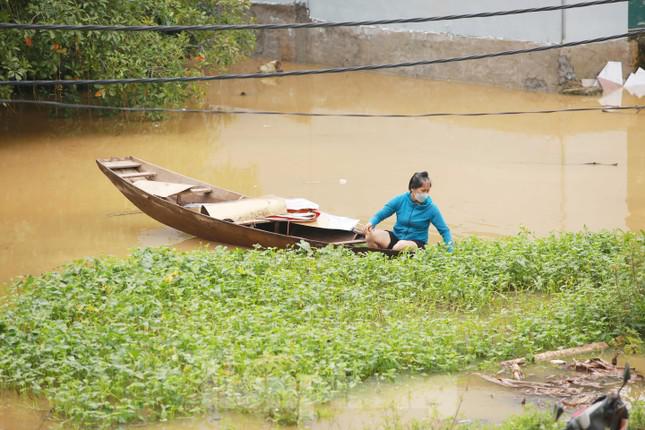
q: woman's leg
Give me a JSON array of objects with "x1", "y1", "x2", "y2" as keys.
[
  {"x1": 366, "y1": 229, "x2": 392, "y2": 249},
  {"x1": 392, "y1": 240, "x2": 419, "y2": 251}
]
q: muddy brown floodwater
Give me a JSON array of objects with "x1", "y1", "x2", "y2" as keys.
[
  {"x1": 1, "y1": 59, "x2": 644, "y2": 284},
  {"x1": 1, "y1": 59, "x2": 644, "y2": 429}
]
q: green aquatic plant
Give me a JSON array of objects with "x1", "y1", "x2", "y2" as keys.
[{"x1": 0, "y1": 231, "x2": 643, "y2": 428}]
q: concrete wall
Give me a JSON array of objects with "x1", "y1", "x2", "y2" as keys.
[
  {"x1": 254, "y1": 0, "x2": 628, "y2": 43},
  {"x1": 309, "y1": 0, "x2": 627, "y2": 44},
  {"x1": 251, "y1": 0, "x2": 636, "y2": 92}
]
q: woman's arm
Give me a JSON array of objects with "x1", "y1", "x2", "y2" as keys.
[
  {"x1": 431, "y1": 206, "x2": 453, "y2": 251},
  {"x1": 369, "y1": 194, "x2": 402, "y2": 227}
]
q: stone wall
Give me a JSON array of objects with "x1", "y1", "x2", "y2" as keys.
[
  {"x1": 251, "y1": 3, "x2": 311, "y2": 62},
  {"x1": 250, "y1": 3, "x2": 638, "y2": 92}
]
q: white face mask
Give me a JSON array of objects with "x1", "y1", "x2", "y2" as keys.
[{"x1": 415, "y1": 192, "x2": 428, "y2": 203}]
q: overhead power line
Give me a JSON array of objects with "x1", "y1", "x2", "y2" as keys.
[
  {"x1": 0, "y1": 0, "x2": 627, "y2": 33},
  {"x1": 1, "y1": 29, "x2": 643, "y2": 88},
  {"x1": 1, "y1": 99, "x2": 642, "y2": 118}
]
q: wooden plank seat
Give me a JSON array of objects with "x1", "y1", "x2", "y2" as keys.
[
  {"x1": 119, "y1": 171, "x2": 157, "y2": 179},
  {"x1": 233, "y1": 218, "x2": 273, "y2": 226},
  {"x1": 133, "y1": 180, "x2": 193, "y2": 197},
  {"x1": 189, "y1": 186, "x2": 212, "y2": 193},
  {"x1": 103, "y1": 160, "x2": 142, "y2": 170}
]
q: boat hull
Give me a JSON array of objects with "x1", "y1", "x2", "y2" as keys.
[{"x1": 97, "y1": 157, "x2": 361, "y2": 250}]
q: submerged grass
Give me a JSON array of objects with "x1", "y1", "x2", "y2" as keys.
[
  {"x1": 0, "y1": 231, "x2": 643, "y2": 428},
  {"x1": 377, "y1": 401, "x2": 645, "y2": 430}
]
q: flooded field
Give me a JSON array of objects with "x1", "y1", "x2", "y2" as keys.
[
  {"x1": 2, "y1": 353, "x2": 643, "y2": 430},
  {"x1": 1, "y1": 59, "x2": 645, "y2": 429},
  {"x1": 1, "y1": 59, "x2": 644, "y2": 283},
  {"x1": 117, "y1": 354, "x2": 645, "y2": 430},
  {"x1": 0, "y1": 372, "x2": 521, "y2": 430}
]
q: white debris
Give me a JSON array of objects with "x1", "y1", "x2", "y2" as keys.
[
  {"x1": 581, "y1": 79, "x2": 599, "y2": 88},
  {"x1": 597, "y1": 61, "x2": 623, "y2": 92},
  {"x1": 598, "y1": 88, "x2": 623, "y2": 107},
  {"x1": 258, "y1": 60, "x2": 283, "y2": 74},
  {"x1": 285, "y1": 198, "x2": 319, "y2": 211},
  {"x1": 624, "y1": 67, "x2": 645, "y2": 98}
]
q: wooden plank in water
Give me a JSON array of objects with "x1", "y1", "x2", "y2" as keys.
[
  {"x1": 103, "y1": 160, "x2": 142, "y2": 169},
  {"x1": 500, "y1": 342, "x2": 609, "y2": 367}
]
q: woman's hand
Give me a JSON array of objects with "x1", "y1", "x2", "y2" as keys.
[{"x1": 363, "y1": 223, "x2": 373, "y2": 235}]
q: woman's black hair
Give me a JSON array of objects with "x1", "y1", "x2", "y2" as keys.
[{"x1": 408, "y1": 171, "x2": 431, "y2": 191}]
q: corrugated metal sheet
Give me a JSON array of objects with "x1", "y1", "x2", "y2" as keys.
[{"x1": 630, "y1": 0, "x2": 645, "y2": 29}]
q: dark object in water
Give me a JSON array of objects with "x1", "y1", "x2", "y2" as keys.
[{"x1": 582, "y1": 161, "x2": 618, "y2": 166}]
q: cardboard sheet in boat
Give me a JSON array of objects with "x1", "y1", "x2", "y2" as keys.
[
  {"x1": 201, "y1": 197, "x2": 288, "y2": 223},
  {"x1": 284, "y1": 198, "x2": 319, "y2": 211},
  {"x1": 133, "y1": 180, "x2": 194, "y2": 198},
  {"x1": 265, "y1": 212, "x2": 319, "y2": 222},
  {"x1": 293, "y1": 212, "x2": 359, "y2": 231},
  {"x1": 198, "y1": 199, "x2": 357, "y2": 231},
  {"x1": 264, "y1": 197, "x2": 320, "y2": 221}
]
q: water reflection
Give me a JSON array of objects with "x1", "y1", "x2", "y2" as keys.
[
  {"x1": 4, "y1": 353, "x2": 643, "y2": 430},
  {"x1": 627, "y1": 123, "x2": 645, "y2": 231},
  {"x1": 0, "y1": 392, "x2": 51, "y2": 430},
  {"x1": 0, "y1": 373, "x2": 534, "y2": 430}
]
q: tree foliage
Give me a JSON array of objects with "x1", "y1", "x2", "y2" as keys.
[{"x1": 0, "y1": 0, "x2": 255, "y2": 109}]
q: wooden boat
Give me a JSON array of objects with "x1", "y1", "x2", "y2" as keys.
[{"x1": 97, "y1": 156, "x2": 383, "y2": 252}]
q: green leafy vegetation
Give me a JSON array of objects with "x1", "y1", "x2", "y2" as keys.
[
  {"x1": 379, "y1": 401, "x2": 645, "y2": 430},
  {"x1": 632, "y1": 400, "x2": 645, "y2": 430},
  {"x1": 0, "y1": 231, "x2": 643, "y2": 428},
  {"x1": 378, "y1": 407, "x2": 561, "y2": 430},
  {"x1": 0, "y1": 0, "x2": 254, "y2": 112}
]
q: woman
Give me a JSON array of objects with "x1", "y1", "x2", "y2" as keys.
[{"x1": 364, "y1": 171, "x2": 453, "y2": 251}]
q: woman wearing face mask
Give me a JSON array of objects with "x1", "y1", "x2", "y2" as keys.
[{"x1": 364, "y1": 171, "x2": 453, "y2": 251}]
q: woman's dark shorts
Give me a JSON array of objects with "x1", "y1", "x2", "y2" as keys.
[{"x1": 387, "y1": 231, "x2": 426, "y2": 249}]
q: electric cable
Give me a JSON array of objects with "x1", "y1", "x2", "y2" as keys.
[
  {"x1": 1, "y1": 98, "x2": 642, "y2": 118},
  {"x1": 1, "y1": 29, "x2": 643, "y2": 87},
  {"x1": 0, "y1": 0, "x2": 626, "y2": 33}
]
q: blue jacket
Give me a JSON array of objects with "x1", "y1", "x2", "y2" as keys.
[{"x1": 369, "y1": 192, "x2": 453, "y2": 249}]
